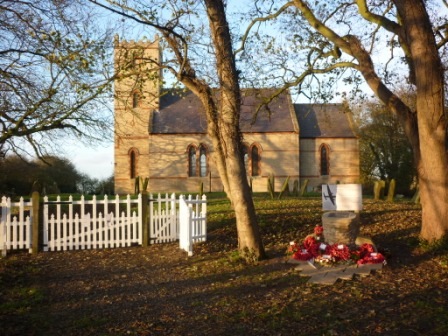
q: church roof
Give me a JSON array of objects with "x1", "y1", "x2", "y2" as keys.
[
  {"x1": 153, "y1": 90, "x2": 207, "y2": 134},
  {"x1": 294, "y1": 104, "x2": 356, "y2": 138},
  {"x1": 152, "y1": 89, "x2": 296, "y2": 134},
  {"x1": 151, "y1": 89, "x2": 356, "y2": 138}
]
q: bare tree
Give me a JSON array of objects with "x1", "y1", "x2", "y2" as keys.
[
  {"x1": 242, "y1": 0, "x2": 447, "y2": 241},
  {"x1": 90, "y1": 0, "x2": 266, "y2": 259},
  {"x1": 0, "y1": 0, "x2": 114, "y2": 158}
]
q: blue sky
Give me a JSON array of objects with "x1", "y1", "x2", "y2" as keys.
[
  {"x1": 63, "y1": 0, "x2": 376, "y2": 180},
  {"x1": 65, "y1": 141, "x2": 114, "y2": 180}
]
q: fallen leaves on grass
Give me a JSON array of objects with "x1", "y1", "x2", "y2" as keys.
[{"x1": 1, "y1": 198, "x2": 447, "y2": 336}]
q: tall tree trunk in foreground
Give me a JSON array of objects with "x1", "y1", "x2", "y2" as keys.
[
  {"x1": 292, "y1": 0, "x2": 448, "y2": 241},
  {"x1": 393, "y1": 0, "x2": 448, "y2": 241},
  {"x1": 203, "y1": 0, "x2": 266, "y2": 259},
  {"x1": 158, "y1": 0, "x2": 266, "y2": 259}
]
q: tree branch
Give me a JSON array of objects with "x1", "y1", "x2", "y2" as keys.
[
  {"x1": 234, "y1": 1, "x2": 294, "y2": 56},
  {"x1": 355, "y1": 0, "x2": 401, "y2": 34}
]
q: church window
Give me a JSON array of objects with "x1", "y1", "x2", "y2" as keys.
[
  {"x1": 132, "y1": 91, "x2": 139, "y2": 108},
  {"x1": 129, "y1": 149, "x2": 138, "y2": 179},
  {"x1": 199, "y1": 145, "x2": 207, "y2": 177},
  {"x1": 242, "y1": 145, "x2": 249, "y2": 174},
  {"x1": 320, "y1": 144, "x2": 330, "y2": 176},
  {"x1": 251, "y1": 145, "x2": 261, "y2": 176},
  {"x1": 188, "y1": 146, "x2": 197, "y2": 177}
]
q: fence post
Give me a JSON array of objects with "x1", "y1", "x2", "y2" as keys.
[
  {"x1": 179, "y1": 195, "x2": 192, "y2": 256},
  {"x1": 31, "y1": 191, "x2": 40, "y2": 254},
  {"x1": 201, "y1": 194, "x2": 207, "y2": 242},
  {"x1": 141, "y1": 193, "x2": 149, "y2": 247},
  {"x1": 1, "y1": 196, "x2": 8, "y2": 256}
]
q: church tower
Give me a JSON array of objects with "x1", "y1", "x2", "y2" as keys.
[{"x1": 113, "y1": 36, "x2": 161, "y2": 194}]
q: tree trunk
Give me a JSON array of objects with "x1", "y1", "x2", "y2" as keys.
[
  {"x1": 293, "y1": 0, "x2": 448, "y2": 241},
  {"x1": 204, "y1": 0, "x2": 266, "y2": 259},
  {"x1": 340, "y1": 1, "x2": 448, "y2": 242},
  {"x1": 393, "y1": 0, "x2": 448, "y2": 241},
  {"x1": 193, "y1": 85, "x2": 265, "y2": 258},
  {"x1": 195, "y1": 89, "x2": 232, "y2": 197}
]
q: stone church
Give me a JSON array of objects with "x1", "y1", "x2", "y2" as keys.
[{"x1": 113, "y1": 37, "x2": 360, "y2": 194}]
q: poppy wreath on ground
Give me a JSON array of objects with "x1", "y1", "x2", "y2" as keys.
[
  {"x1": 326, "y1": 243, "x2": 351, "y2": 261},
  {"x1": 287, "y1": 227, "x2": 386, "y2": 266},
  {"x1": 287, "y1": 240, "x2": 313, "y2": 261},
  {"x1": 314, "y1": 225, "x2": 323, "y2": 237},
  {"x1": 303, "y1": 236, "x2": 320, "y2": 257}
]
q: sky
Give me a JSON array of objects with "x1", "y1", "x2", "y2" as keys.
[
  {"x1": 65, "y1": 141, "x2": 114, "y2": 180},
  {"x1": 62, "y1": 0, "x2": 383, "y2": 180},
  {"x1": 24, "y1": 1, "x2": 447, "y2": 182}
]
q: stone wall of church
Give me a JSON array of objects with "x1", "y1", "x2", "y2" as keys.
[
  {"x1": 114, "y1": 132, "x2": 300, "y2": 194},
  {"x1": 147, "y1": 133, "x2": 215, "y2": 193},
  {"x1": 114, "y1": 135, "x2": 151, "y2": 195},
  {"x1": 114, "y1": 133, "x2": 359, "y2": 195},
  {"x1": 242, "y1": 132, "x2": 300, "y2": 193},
  {"x1": 113, "y1": 37, "x2": 161, "y2": 195},
  {"x1": 299, "y1": 138, "x2": 360, "y2": 191}
]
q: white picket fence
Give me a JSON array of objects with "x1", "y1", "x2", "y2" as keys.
[
  {"x1": 0, "y1": 193, "x2": 207, "y2": 256},
  {"x1": 0, "y1": 196, "x2": 33, "y2": 253},
  {"x1": 149, "y1": 194, "x2": 207, "y2": 255},
  {"x1": 43, "y1": 194, "x2": 142, "y2": 251},
  {"x1": 149, "y1": 193, "x2": 178, "y2": 244},
  {"x1": 179, "y1": 195, "x2": 207, "y2": 256}
]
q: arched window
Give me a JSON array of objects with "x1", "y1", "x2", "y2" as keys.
[
  {"x1": 320, "y1": 144, "x2": 330, "y2": 176},
  {"x1": 132, "y1": 91, "x2": 139, "y2": 108},
  {"x1": 199, "y1": 145, "x2": 207, "y2": 177},
  {"x1": 251, "y1": 145, "x2": 260, "y2": 176},
  {"x1": 242, "y1": 145, "x2": 249, "y2": 174},
  {"x1": 129, "y1": 149, "x2": 138, "y2": 179},
  {"x1": 188, "y1": 146, "x2": 197, "y2": 177}
]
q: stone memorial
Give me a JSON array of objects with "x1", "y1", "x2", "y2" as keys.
[
  {"x1": 322, "y1": 211, "x2": 360, "y2": 249},
  {"x1": 286, "y1": 184, "x2": 385, "y2": 285},
  {"x1": 321, "y1": 184, "x2": 362, "y2": 248}
]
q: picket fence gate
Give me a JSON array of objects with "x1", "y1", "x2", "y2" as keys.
[
  {"x1": 146, "y1": 194, "x2": 207, "y2": 255},
  {"x1": 0, "y1": 193, "x2": 207, "y2": 256},
  {"x1": 43, "y1": 194, "x2": 142, "y2": 252}
]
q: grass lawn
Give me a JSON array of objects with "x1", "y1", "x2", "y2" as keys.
[{"x1": 1, "y1": 195, "x2": 447, "y2": 335}]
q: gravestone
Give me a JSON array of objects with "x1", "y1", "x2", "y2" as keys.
[
  {"x1": 374, "y1": 180, "x2": 385, "y2": 200},
  {"x1": 386, "y1": 179, "x2": 396, "y2": 202}
]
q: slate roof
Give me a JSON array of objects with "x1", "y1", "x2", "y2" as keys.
[
  {"x1": 152, "y1": 89, "x2": 296, "y2": 134},
  {"x1": 294, "y1": 104, "x2": 356, "y2": 138},
  {"x1": 153, "y1": 90, "x2": 207, "y2": 134},
  {"x1": 151, "y1": 89, "x2": 356, "y2": 138}
]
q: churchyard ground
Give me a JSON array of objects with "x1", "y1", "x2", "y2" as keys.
[{"x1": 1, "y1": 195, "x2": 447, "y2": 335}]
